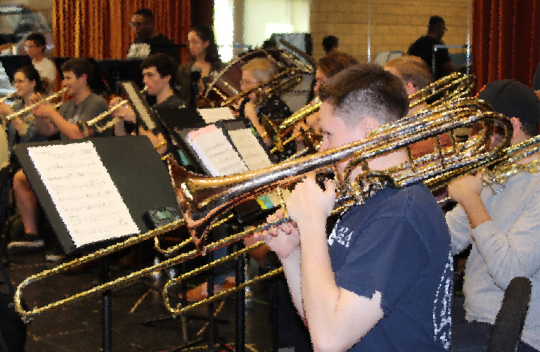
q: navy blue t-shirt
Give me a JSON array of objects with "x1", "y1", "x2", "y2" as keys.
[{"x1": 328, "y1": 184, "x2": 453, "y2": 351}]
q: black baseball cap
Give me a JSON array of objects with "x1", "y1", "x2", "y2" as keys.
[{"x1": 478, "y1": 79, "x2": 540, "y2": 124}]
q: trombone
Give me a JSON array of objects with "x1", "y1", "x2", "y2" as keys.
[
  {"x1": 266, "y1": 73, "x2": 477, "y2": 156},
  {"x1": 14, "y1": 96, "x2": 513, "y2": 321}
]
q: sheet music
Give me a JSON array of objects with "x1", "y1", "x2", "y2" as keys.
[
  {"x1": 228, "y1": 129, "x2": 272, "y2": 170},
  {"x1": 197, "y1": 107, "x2": 236, "y2": 124},
  {"x1": 187, "y1": 125, "x2": 248, "y2": 176},
  {"x1": 123, "y1": 82, "x2": 156, "y2": 130},
  {"x1": 28, "y1": 142, "x2": 140, "y2": 247}
]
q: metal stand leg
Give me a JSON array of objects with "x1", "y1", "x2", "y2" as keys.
[
  {"x1": 102, "y1": 257, "x2": 112, "y2": 352},
  {"x1": 207, "y1": 250, "x2": 215, "y2": 352},
  {"x1": 271, "y1": 274, "x2": 279, "y2": 352},
  {"x1": 235, "y1": 253, "x2": 246, "y2": 352}
]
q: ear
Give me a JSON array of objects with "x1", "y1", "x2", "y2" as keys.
[
  {"x1": 510, "y1": 117, "x2": 522, "y2": 137},
  {"x1": 356, "y1": 117, "x2": 380, "y2": 139},
  {"x1": 79, "y1": 73, "x2": 88, "y2": 84},
  {"x1": 202, "y1": 40, "x2": 210, "y2": 50},
  {"x1": 405, "y1": 82, "x2": 417, "y2": 96}
]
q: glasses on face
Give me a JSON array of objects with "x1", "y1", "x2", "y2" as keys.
[
  {"x1": 13, "y1": 79, "x2": 27, "y2": 84},
  {"x1": 129, "y1": 20, "x2": 149, "y2": 28}
]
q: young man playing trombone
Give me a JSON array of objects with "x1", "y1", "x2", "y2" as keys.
[
  {"x1": 256, "y1": 64, "x2": 453, "y2": 351},
  {"x1": 8, "y1": 58, "x2": 108, "y2": 255},
  {"x1": 447, "y1": 80, "x2": 540, "y2": 352}
]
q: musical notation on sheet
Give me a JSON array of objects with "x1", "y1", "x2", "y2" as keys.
[
  {"x1": 187, "y1": 124, "x2": 248, "y2": 176},
  {"x1": 197, "y1": 107, "x2": 236, "y2": 124},
  {"x1": 28, "y1": 142, "x2": 140, "y2": 247},
  {"x1": 228, "y1": 128, "x2": 272, "y2": 171}
]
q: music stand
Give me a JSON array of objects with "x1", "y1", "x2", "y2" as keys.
[
  {"x1": 0, "y1": 55, "x2": 32, "y2": 82},
  {"x1": 14, "y1": 136, "x2": 180, "y2": 352},
  {"x1": 96, "y1": 59, "x2": 144, "y2": 95}
]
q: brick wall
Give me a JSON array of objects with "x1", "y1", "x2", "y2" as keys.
[{"x1": 310, "y1": 0, "x2": 470, "y2": 63}]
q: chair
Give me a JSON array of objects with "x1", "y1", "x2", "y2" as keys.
[{"x1": 487, "y1": 277, "x2": 532, "y2": 352}]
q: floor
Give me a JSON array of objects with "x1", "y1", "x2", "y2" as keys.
[{"x1": 2, "y1": 249, "x2": 277, "y2": 352}]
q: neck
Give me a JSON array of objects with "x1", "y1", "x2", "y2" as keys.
[
  {"x1": 156, "y1": 86, "x2": 174, "y2": 104},
  {"x1": 347, "y1": 150, "x2": 409, "y2": 182},
  {"x1": 195, "y1": 55, "x2": 207, "y2": 65},
  {"x1": 74, "y1": 87, "x2": 91, "y2": 104},
  {"x1": 22, "y1": 93, "x2": 33, "y2": 106},
  {"x1": 33, "y1": 52, "x2": 45, "y2": 62},
  {"x1": 408, "y1": 102, "x2": 425, "y2": 116}
]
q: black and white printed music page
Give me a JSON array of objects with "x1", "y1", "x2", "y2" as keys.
[
  {"x1": 228, "y1": 128, "x2": 272, "y2": 171},
  {"x1": 27, "y1": 142, "x2": 140, "y2": 247},
  {"x1": 186, "y1": 124, "x2": 248, "y2": 176},
  {"x1": 197, "y1": 107, "x2": 236, "y2": 124}
]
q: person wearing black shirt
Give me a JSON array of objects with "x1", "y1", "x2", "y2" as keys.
[
  {"x1": 126, "y1": 8, "x2": 179, "y2": 63},
  {"x1": 255, "y1": 65, "x2": 453, "y2": 351},
  {"x1": 113, "y1": 53, "x2": 183, "y2": 155},
  {"x1": 408, "y1": 16, "x2": 457, "y2": 80},
  {"x1": 177, "y1": 26, "x2": 223, "y2": 107}
]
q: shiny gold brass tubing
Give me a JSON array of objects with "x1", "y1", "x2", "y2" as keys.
[
  {"x1": 4, "y1": 87, "x2": 68, "y2": 122},
  {"x1": 15, "y1": 219, "x2": 185, "y2": 321}
]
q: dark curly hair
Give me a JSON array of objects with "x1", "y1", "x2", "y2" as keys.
[
  {"x1": 190, "y1": 25, "x2": 221, "y2": 71},
  {"x1": 16, "y1": 65, "x2": 48, "y2": 94}
]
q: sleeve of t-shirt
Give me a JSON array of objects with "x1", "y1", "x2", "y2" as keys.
[
  {"x1": 334, "y1": 216, "x2": 428, "y2": 315},
  {"x1": 78, "y1": 97, "x2": 109, "y2": 124},
  {"x1": 42, "y1": 60, "x2": 57, "y2": 85},
  {"x1": 445, "y1": 204, "x2": 472, "y2": 255}
]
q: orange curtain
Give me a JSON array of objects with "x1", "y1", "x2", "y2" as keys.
[
  {"x1": 53, "y1": 0, "x2": 191, "y2": 60},
  {"x1": 472, "y1": 0, "x2": 540, "y2": 89}
]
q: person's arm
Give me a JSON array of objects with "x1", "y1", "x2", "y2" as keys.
[
  {"x1": 448, "y1": 175, "x2": 540, "y2": 289},
  {"x1": 34, "y1": 103, "x2": 83, "y2": 139},
  {"x1": 244, "y1": 102, "x2": 271, "y2": 146},
  {"x1": 33, "y1": 114, "x2": 58, "y2": 136},
  {"x1": 286, "y1": 176, "x2": 384, "y2": 352}
]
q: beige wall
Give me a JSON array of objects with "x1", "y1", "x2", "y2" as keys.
[{"x1": 310, "y1": 0, "x2": 470, "y2": 63}]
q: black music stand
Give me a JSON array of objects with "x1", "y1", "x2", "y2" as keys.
[
  {"x1": 96, "y1": 60, "x2": 144, "y2": 95},
  {"x1": 14, "y1": 136, "x2": 180, "y2": 352},
  {"x1": 0, "y1": 55, "x2": 32, "y2": 82}
]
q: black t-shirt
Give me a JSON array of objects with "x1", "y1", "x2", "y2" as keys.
[
  {"x1": 408, "y1": 35, "x2": 452, "y2": 80},
  {"x1": 127, "y1": 34, "x2": 179, "y2": 63},
  {"x1": 328, "y1": 184, "x2": 453, "y2": 351}
]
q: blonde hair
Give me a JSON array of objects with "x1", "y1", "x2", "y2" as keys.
[
  {"x1": 384, "y1": 55, "x2": 432, "y2": 89},
  {"x1": 242, "y1": 58, "x2": 279, "y2": 83}
]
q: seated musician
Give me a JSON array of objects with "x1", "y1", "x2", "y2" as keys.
[
  {"x1": 447, "y1": 80, "x2": 540, "y2": 352},
  {"x1": 7, "y1": 58, "x2": 109, "y2": 255},
  {"x1": 0, "y1": 66, "x2": 51, "y2": 151},
  {"x1": 177, "y1": 26, "x2": 223, "y2": 107},
  {"x1": 384, "y1": 55, "x2": 453, "y2": 159},
  {"x1": 256, "y1": 64, "x2": 453, "y2": 351},
  {"x1": 239, "y1": 58, "x2": 293, "y2": 149},
  {"x1": 295, "y1": 51, "x2": 359, "y2": 148},
  {"x1": 25, "y1": 32, "x2": 57, "y2": 91},
  {"x1": 113, "y1": 53, "x2": 183, "y2": 155}
]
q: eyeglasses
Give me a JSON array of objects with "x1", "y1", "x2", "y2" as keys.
[
  {"x1": 129, "y1": 20, "x2": 149, "y2": 28},
  {"x1": 13, "y1": 79, "x2": 27, "y2": 84}
]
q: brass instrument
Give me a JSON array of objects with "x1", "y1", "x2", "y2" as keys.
[
  {"x1": 482, "y1": 134, "x2": 540, "y2": 186},
  {"x1": 14, "y1": 97, "x2": 511, "y2": 321},
  {"x1": 78, "y1": 87, "x2": 148, "y2": 137},
  {"x1": 220, "y1": 67, "x2": 304, "y2": 112},
  {"x1": 0, "y1": 91, "x2": 17, "y2": 104},
  {"x1": 409, "y1": 72, "x2": 476, "y2": 109},
  {"x1": 4, "y1": 88, "x2": 68, "y2": 122}
]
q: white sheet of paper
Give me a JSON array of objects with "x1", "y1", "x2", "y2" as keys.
[
  {"x1": 228, "y1": 129, "x2": 272, "y2": 171},
  {"x1": 197, "y1": 107, "x2": 236, "y2": 124},
  {"x1": 28, "y1": 142, "x2": 140, "y2": 247},
  {"x1": 187, "y1": 125, "x2": 248, "y2": 176}
]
